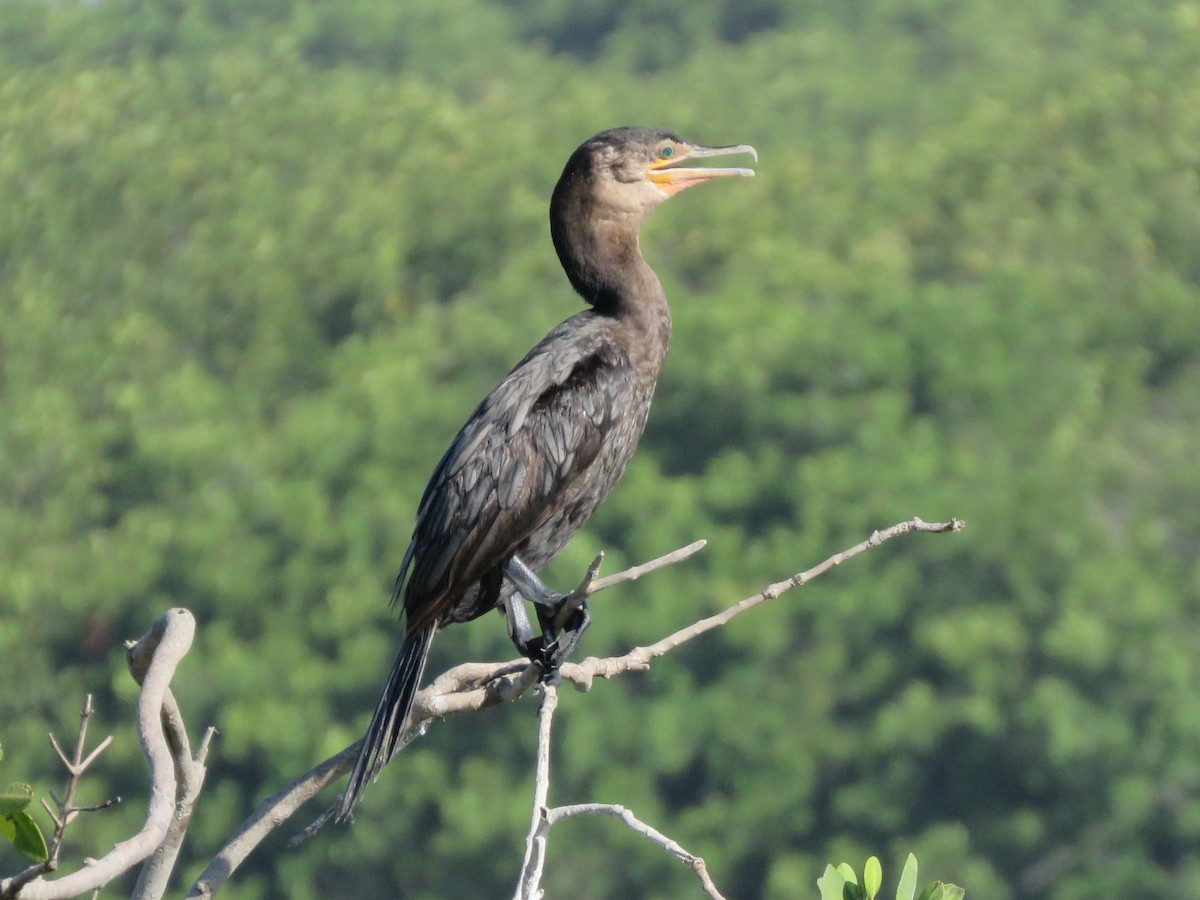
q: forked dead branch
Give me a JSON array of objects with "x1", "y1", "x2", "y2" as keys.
[{"x1": 1, "y1": 517, "x2": 963, "y2": 899}]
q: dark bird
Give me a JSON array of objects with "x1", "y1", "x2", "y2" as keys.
[{"x1": 338, "y1": 126, "x2": 756, "y2": 819}]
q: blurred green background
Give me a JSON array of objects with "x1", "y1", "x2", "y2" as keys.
[{"x1": 2, "y1": 0, "x2": 1200, "y2": 897}]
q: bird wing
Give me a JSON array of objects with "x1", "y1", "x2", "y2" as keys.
[{"x1": 397, "y1": 314, "x2": 633, "y2": 631}]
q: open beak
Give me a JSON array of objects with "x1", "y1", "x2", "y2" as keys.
[{"x1": 647, "y1": 143, "x2": 758, "y2": 196}]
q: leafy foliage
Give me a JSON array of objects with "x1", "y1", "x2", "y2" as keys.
[
  {"x1": 0, "y1": 767, "x2": 48, "y2": 863},
  {"x1": 2, "y1": 0, "x2": 1200, "y2": 897},
  {"x1": 817, "y1": 854, "x2": 962, "y2": 900}
]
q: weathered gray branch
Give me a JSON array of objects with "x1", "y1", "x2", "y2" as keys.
[
  {"x1": 545, "y1": 804, "x2": 724, "y2": 899},
  {"x1": 131, "y1": 713, "x2": 215, "y2": 900},
  {"x1": 184, "y1": 741, "x2": 357, "y2": 899},
  {"x1": 188, "y1": 517, "x2": 962, "y2": 897},
  {"x1": 514, "y1": 683, "x2": 559, "y2": 899},
  {"x1": 0, "y1": 609, "x2": 196, "y2": 900},
  {"x1": 512, "y1": 692, "x2": 727, "y2": 900}
]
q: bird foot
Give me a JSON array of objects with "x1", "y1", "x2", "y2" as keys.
[
  {"x1": 508, "y1": 601, "x2": 591, "y2": 681},
  {"x1": 537, "y1": 601, "x2": 591, "y2": 677},
  {"x1": 504, "y1": 556, "x2": 593, "y2": 676}
]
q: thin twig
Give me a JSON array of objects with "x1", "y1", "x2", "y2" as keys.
[
  {"x1": 547, "y1": 804, "x2": 725, "y2": 899},
  {"x1": 551, "y1": 552, "x2": 607, "y2": 632},
  {"x1": 76, "y1": 738, "x2": 115, "y2": 777},
  {"x1": 47, "y1": 736, "x2": 72, "y2": 773},
  {"x1": 50, "y1": 698, "x2": 114, "y2": 857},
  {"x1": 37, "y1": 800, "x2": 59, "y2": 830},
  {"x1": 285, "y1": 807, "x2": 337, "y2": 849},
  {"x1": 515, "y1": 704, "x2": 727, "y2": 898},
  {"x1": 551, "y1": 540, "x2": 708, "y2": 633},
  {"x1": 1, "y1": 698, "x2": 123, "y2": 899},
  {"x1": 69, "y1": 800, "x2": 121, "y2": 815},
  {"x1": 587, "y1": 539, "x2": 708, "y2": 595}
]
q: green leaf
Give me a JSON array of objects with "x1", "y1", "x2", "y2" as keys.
[
  {"x1": 941, "y1": 886, "x2": 964, "y2": 900},
  {"x1": 9, "y1": 812, "x2": 48, "y2": 862},
  {"x1": 837, "y1": 863, "x2": 859, "y2": 885},
  {"x1": 818, "y1": 864, "x2": 847, "y2": 900},
  {"x1": 895, "y1": 853, "x2": 919, "y2": 900},
  {"x1": 916, "y1": 884, "x2": 945, "y2": 900},
  {"x1": 0, "y1": 783, "x2": 33, "y2": 816},
  {"x1": 0, "y1": 743, "x2": 5, "y2": 762},
  {"x1": 844, "y1": 883, "x2": 867, "y2": 900},
  {"x1": 864, "y1": 856, "x2": 882, "y2": 899}
]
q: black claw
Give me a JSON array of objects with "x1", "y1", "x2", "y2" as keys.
[
  {"x1": 538, "y1": 601, "x2": 592, "y2": 671},
  {"x1": 522, "y1": 635, "x2": 545, "y2": 660},
  {"x1": 560, "y1": 602, "x2": 589, "y2": 636}
]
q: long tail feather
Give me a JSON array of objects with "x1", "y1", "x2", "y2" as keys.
[{"x1": 337, "y1": 624, "x2": 436, "y2": 821}]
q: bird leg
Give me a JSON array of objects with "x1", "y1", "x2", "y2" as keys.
[
  {"x1": 502, "y1": 593, "x2": 539, "y2": 655},
  {"x1": 506, "y1": 556, "x2": 566, "y2": 611},
  {"x1": 505, "y1": 556, "x2": 592, "y2": 673}
]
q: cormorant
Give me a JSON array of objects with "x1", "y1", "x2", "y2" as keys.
[{"x1": 338, "y1": 126, "x2": 756, "y2": 820}]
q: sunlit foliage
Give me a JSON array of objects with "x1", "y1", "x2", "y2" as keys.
[{"x1": 2, "y1": 1, "x2": 1200, "y2": 897}]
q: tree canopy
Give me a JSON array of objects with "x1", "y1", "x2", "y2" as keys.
[{"x1": 2, "y1": 0, "x2": 1200, "y2": 897}]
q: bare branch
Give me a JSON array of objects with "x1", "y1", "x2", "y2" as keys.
[
  {"x1": 1, "y1": 698, "x2": 122, "y2": 899},
  {"x1": 46, "y1": 736, "x2": 72, "y2": 774},
  {"x1": 131, "y1": 699, "x2": 215, "y2": 899},
  {"x1": 186, "y1": 518, "x2": 962, "y2": 895},
  {"x1": 0, "y1": 865, "x2": 48, "y2": 900},
  {"x1": 514, "y1": 519, "x2": 961, "y2": 899},
  {"x1": 418, "y1": 659, "x2": 543, "y2": 720},
  {"x1": 50, "y1": 697, "x2": 105, "y2": 855},
  {"x1": 552, "y1": 540, "x2": 708, "y2": 633},
  {"x1": 587, "y1": 538, "x2": 708, "y2": 595},
  {"x1": 557, "y1": 517, "x2": 964, "y2": 691},
  {"x1": 547, "y1": 804, "x2": 725, "y2": 900},
  {"x1": 188, "y1": 541, "x2": 709, "y2": 897},
  {"x1": 186, "y1": 745, "x2": 359, "y2": 899},
  {"x1": 69, "y1": 799, "x2": 120, "y2": 815},
  {"x1": 512, "y1": 684, "x2": 728, "y2": 898},
  {"x1": 2, "y1": 609, "x2": 196, "y2": 900},
  {"x1": 514, "y1": 684, "x2": 559, "y2": 900},
  {"x1": 37, "y1": 800, "x2": 60, "y2": 831},
  {"x1": 76, "y1": 737, "x2": 115, "y2": 777},
  {"x1": 187, "y1": 660, "x2": 547, "y2": 897}
]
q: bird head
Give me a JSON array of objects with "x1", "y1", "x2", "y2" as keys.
[
  {"x1": 550, "y1": 126, "x2": 756, "y2": 306},
  {"x1": 559, "y1": 126, "x2": 757, "y2": 218}
]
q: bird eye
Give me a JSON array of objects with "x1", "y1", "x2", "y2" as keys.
[{"x1": 659, "y1": 146, "x2": 674, "y2": 159}]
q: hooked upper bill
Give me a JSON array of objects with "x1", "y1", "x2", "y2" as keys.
[{"x1": 646, "y1": 142, "x2": 758, "y2": 196}]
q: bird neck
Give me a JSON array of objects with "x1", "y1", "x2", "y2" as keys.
[{"x1": 551, "y1": 198, "x2": 669, "y2": 322}]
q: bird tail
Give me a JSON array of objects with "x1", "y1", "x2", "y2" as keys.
[{"x1": 337, "y1": 623, "x2": 436, "y2": 821}]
